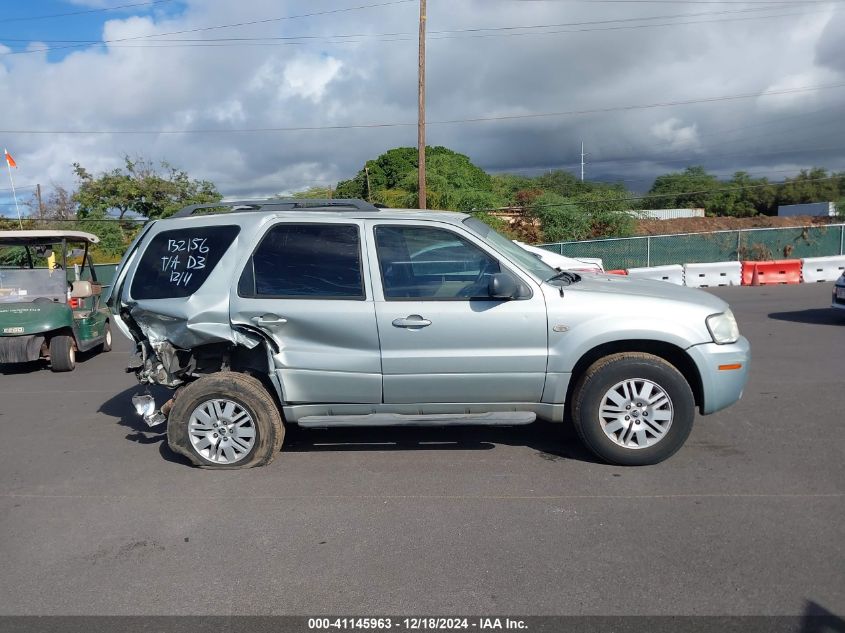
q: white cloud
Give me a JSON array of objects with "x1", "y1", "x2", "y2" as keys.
[
  {"x1": 650, "y1": 119, "x2": 700, "y2": 152},
  {"x1": 280, "y1": 54, "x2": 343, "y2": 103}
]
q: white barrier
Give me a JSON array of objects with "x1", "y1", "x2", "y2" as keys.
[
  {"x1": 683, "y1": 261, "x2": 742, "y2": 288},
  {"x1": 626, "y1": 264, "x2": 684, "y2": 285},
  {"x1": 801, "y1": 255, "x2": 845, "y2": 283}
]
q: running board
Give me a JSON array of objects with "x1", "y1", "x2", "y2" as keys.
[{"x1": 297, "y1": 411, "x2": 536, "y2": 428}]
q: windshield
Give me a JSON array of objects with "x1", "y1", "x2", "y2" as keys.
[
  {"x1": 462, "y1": 217, "x2": 556, "y2": 281},
  {"x1": 0, "y1": 268, "x2": 67, "y2": 303}
]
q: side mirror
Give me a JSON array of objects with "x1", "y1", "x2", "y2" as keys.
[
  {"x1": 488, "y1": 272, "x2": 520, "y2": 300},
  {"x1": 70, "y1": 280, "x2": 94, "y2": 299}
]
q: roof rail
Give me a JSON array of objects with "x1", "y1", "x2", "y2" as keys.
[{"x1": 172, "y1": 198, "x2": 379, "y2": 218}]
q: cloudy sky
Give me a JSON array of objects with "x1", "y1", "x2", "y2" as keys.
[{"x1": 0, "y1": 0, "x2": 843, "y2": 213}]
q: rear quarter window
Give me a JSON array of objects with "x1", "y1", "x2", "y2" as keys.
[{"x1": 130, "y1": 225, "x2": 241, "y2": 299}]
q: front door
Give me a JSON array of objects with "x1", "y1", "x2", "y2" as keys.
[
  {"x1": 230, "y1": 220, "x2": 382, "y2": 404},
  {"x1": 367, "y1": 221, "x2": 548, "y2": 404}
]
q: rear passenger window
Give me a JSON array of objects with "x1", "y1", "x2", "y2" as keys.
[
  {"x1": 131, "y1": 225, "x2": 240, "y2": 300},
  {"x1": 238, "y1": 224, "x2": 364, "y2": 299}
]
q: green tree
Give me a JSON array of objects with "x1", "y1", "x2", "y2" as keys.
[
  {"x1": 490, "y1": 174, "x2": 536, "y2": 204},
  {"x1": 731, "y1": 171, "x2": 775, "y2": 216},
  {"x1": 334, "y1": 146, "x2": 501, "y2": 211},
  {"x1": 775, "y1": 168, "x2": 840, "y2": 207},
  {"x1": 292, "y1": 186, "x2": 335, "y2": 199},
  {"x1": 645, "y1": 166, "x2": 721, "y2": 210},
  {"x1": 75, "y1": 211, "x2": 133, "y2": 260},
  {"x1": 73, "y1": 156, "x2": 221, "y2": 220},
  {"x1": 530, "y1": 190, "x2": 634, "y2": 242}
]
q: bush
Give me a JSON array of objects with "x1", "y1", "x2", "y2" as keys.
[{"x1": 529, "y1": 191, "x2": 634, "y2": 242}]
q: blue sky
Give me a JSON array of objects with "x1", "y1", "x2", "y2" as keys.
[
  {"x1": 1, "y1": 1, "x2": 185, "y2": 61},
  {"x1": 1, "y1": 0, "x2": 843, "y2": 218},
  {"x1": 1, "y1": 1, "x2": 186, "y2": 214}
]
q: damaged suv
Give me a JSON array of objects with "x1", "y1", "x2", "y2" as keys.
[{"x1": 109, "y1": 199, "x2": 750, "y2": 469}]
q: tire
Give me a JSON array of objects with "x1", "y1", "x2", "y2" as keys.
[
  {"x1": 101, "y1": 321, "x2": 113, "y2": 352},
  {"x1": 571, "y1": 352, "x2": 695, "y2": 466},
  {"x1": 166, "y1": 372, "x2": 284, "y2": 469},
  {"x1": 49, "y1": 335, "x2": 76, "y2": 372}
]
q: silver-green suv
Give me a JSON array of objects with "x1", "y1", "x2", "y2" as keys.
[{"x1": 109, "y1": 199, "x2": 750, "y2": 469}]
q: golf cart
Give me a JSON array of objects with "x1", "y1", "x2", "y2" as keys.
[{"x1": 0, "y1": 230, "x2": 112, "y2": 371}]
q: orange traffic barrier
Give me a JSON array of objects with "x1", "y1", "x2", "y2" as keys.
[
  {"x1": 741, "y1": 260, "x2": 801, "y2": 286},
  {"x1": 606, "y1": 269, "x2": 628, "y2": 275},
  {"x1": 741, "y1": 262, "x2": 756, "y2": 286}
]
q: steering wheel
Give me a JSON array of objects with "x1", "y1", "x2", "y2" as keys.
[{"x1": 458, "y1": 259, "x2": 496, "y2": 298}]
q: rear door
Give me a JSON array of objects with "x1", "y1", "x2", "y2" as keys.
[
  {"x1": 367, "y1": 220, "x2": 548, "y2": 404},
  {"x1": 229, "y1": 220, "x2": 382, "y2": 405}
]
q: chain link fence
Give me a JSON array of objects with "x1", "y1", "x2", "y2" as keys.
[{"x1": 540, "y1": 224, "x2": 845, "y2": 271}]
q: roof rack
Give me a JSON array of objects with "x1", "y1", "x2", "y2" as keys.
[{"x1": 172, "y1": 198, "x2": 379, "y2": 218}]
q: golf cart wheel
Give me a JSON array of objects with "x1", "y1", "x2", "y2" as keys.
[
  {"x1": 571, "y1": 352, "x2": 695, "y2": 466},
  {"x1": 101, "y1": 321, "x2": 113, "y2": 352},
  {"x1": 167, "y1": 372, "x2": 284, "y2": 470},
  {"x1": 49, "y1": 335, "x2": 76, "y2": 372}
]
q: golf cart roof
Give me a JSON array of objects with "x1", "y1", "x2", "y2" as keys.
[{"x1": 0, "y1": 230, "x2": 100, "y2": 246}]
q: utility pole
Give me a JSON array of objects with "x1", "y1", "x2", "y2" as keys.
[
  {"x1": 417, "y1": 0, "x2": 427, "y2": 209},
  {"x1": 580, "y1": 141, "x2": 586, "y2": 182},
  {"x1": 365, "y1": 166, "x2": 372, "y2": 202},
  {"x1": 36, "y1": 183, "x2": 44, "y2": 218}
]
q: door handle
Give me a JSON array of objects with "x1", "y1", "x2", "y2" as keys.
[
  {"x1": 252, "y1": 314, "x2": 288, "y2": 327},
  {"x1": 392, "y1": 315, "x2": 431, "y2": 329}
]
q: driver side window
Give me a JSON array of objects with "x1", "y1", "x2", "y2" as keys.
[{"x1": 375, "y1": 225, "x2": 500, "y2": 300}]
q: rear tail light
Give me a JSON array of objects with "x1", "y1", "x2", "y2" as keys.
[{"x1": 69, "y1": 298, "x2": 80, "y2": 309}]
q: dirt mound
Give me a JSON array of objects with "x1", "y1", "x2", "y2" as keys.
[{"x1": 634, "y1": 215, "x2": 840, "y2": 236}]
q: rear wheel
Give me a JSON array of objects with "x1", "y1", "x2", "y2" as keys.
[
  {"x1": 571, "y1": 353, "x2": 695, "y2": 466},
  {"x1": 49, "y1": 335, "x2": 76, "y2": 372},
  {"x1": 101, "y1": 321, "x2": 113, "y2": 352},
  {"x1": 167, "y1": 372, "x2": 284, "y2": 469}
]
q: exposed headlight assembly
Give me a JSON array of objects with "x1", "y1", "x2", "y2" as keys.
[{"x1": 706, "y1": 310, "x2": 740, "y2": 345}]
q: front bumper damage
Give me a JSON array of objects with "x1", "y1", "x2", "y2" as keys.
[{"x1": 131, "y1": 393, "x2": 168, "y2": 427}]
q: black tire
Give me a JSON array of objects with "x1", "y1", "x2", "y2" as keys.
[
  {"x1": 167, "y1": 372, "x2": 284, "y2": 469},
  {"x1": 571, "y1": 352, "x2": 695, "y2": 466},
  {"x1": 49, "y1": 335, "x2": 76, "y2": 372},
  {"x1": 101, "y1": 321, "x2": 113, "y2": 352}
]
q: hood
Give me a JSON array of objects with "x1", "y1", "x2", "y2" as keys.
[{"x1": 563, "y1": 273, "x2": 729, "y2": 313}]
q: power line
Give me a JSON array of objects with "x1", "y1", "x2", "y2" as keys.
[
  {"x1": 0, "y1": 0, "x2": 416, "y2": 57},
  {"x1": 426, "y1": 7, "x2": 835, "y2": 41},
  {"x1": 2, "y1": 82, "x2": 842, "y2": 135},
  {"x1": 0, "y1": 4, "x2": 797, "y2": 43},
  {"x1": 513, "y1": 0, "x2": 845, "y2": 4},
  {"x1": 489, "y1": 144, "x2": 845, "y2": 178},
  {"x1": 3, "y1": 4, "x2": 832, "y2": 55},
  {"x1": 0, "y1": 0, "x2": 176, "y2": 24},
  {"x1": 574, "y1": 143, "x2": 845, "y2": 169}
]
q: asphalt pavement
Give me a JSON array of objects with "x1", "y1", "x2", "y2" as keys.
[{"x1": 0, "y1": 282, "x2": 843, "y2": 616}]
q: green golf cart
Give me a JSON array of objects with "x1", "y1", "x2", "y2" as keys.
[{"x1": 0, "y1": 230, "x2": 112, "y2": 372}]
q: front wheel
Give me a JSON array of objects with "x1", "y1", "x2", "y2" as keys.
[
  {"x1": 166, "y1": 372, "x2": 284, "y2": 469},
  {"x1": 571, "y1": 353, "x2": 695, "y2": 466},
  {"x1": 101, "y1": 321, "x2": 112, "y2": 352}
]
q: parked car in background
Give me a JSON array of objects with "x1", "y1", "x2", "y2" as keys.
[
  {"x1": 109, "y1": 199, "x2": 749, "y2": 470},
  {"x1": 833, "y1": 272, "x2": 845, "y2": 311},
  {"x1": 0, "y1": 230, "x2": 112, "y2": 371},
  {"x1": 513, "y1": 241, "x2": 604, "y2": 272}
]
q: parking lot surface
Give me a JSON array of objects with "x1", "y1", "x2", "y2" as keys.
[{"x1": 0, "y1": 283, "x2": 843, "y2": 616}]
